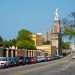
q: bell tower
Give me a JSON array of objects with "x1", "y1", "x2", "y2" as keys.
[{"x1": 51, "y1": 8, "x2": 62, "y2": 56}]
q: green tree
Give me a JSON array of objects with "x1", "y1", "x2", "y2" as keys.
[
  {"x1": 0, "y1": 36, "x2": 3, "y2": 46},
  {"x1": 62, "y1": 41, "x2": 70, "y2": 49},
  {"x1": 63, "y1": 12, "x2": 75, "y2": 43},
  {"x1": 17, "y1": 29, "x2": 32, "y2": 40},
  {"x1": 64, "y1": 26, "x2": 75, "y2": 40},
  {"x1": 16, "y1": 40, "x2": 35, "y2": 49},
  {"x1": 10, "y1": 39, "x2": 16, "y2": 46},
  {"x1": 43, "y1": 41, "x2": 50, "y2": 45},
  {"x1": 3, "y1": 39, "x2": 16, "y2": 48},
  {"x1": 16, "y1": 29, "x2": 36, "y2": 49},
  {"x1": 3, "y1": 40, "x2": 10, "y2": 48}
]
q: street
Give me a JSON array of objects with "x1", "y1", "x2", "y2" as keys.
[{"x1": 0, "y1": 55, "x2": 75, "y2": 75}]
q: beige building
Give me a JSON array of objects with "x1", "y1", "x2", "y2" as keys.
[{"x1": 0, "y1": 46, "x2": 17, "y2": 57}]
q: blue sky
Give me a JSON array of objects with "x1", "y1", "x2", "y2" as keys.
[{"x1": 0, "y1": 0, "x2": 75, "y2": 40}]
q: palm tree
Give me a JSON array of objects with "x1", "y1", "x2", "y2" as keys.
[{"x1": 62, "y1": 12, "x2": 75, "y2": 56}]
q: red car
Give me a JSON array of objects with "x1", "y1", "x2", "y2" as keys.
[{"x1": 30, "y1": 57, "x2": 37, "y2": 64}]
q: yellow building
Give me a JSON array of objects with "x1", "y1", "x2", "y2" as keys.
[
  {"x1": 36, "y1": 45, "x2": 51, "y2": 56},
  {"x1": 32, "y1": 34, "x2": 37, "y2": 46},
  {"x1": 32, "y1": 33, "x2": 51, "y2": 56},
  {"x1": 32, "y1": 33, "x2": 43, "y2": 46}
]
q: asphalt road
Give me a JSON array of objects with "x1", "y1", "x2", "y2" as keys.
[{"x1": 0, "y1": 55, "x2": 75, "y2": 75}]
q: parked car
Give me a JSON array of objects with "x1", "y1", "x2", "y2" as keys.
[
  {"x1": 30, "y1": 57, "x2": 37, "y2": 64},
  {"x1": 24, "y1": 57, "x2": 31, "y2": 64},
  {"x1": 0, "y1": 57, "x2": 10, "y2": 68},
  {"x1": 36, "y1": 56, "x2": 46, "y2": 62},
  {"x1": 7, "y1": 57, "x2": 18, "y2": 66},
  {"x1": 17, "y1": 56, "x2": 25, "y2": 65},
  {"x1": 45, "y1": 56, "x2": 51, "y2": 61}
]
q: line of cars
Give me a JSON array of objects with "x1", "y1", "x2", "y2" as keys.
[{"x1": 0, "y1": 55, "x2": 62, "y2": 69}]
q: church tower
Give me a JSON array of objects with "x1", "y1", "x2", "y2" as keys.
[{"x1": 51, "y1": 9, "x2": 62, "y2": 56}]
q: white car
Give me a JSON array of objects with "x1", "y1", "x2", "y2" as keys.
[
  {"x1": 0, "y1": 57, "x2": 9, "y2": 68},
  {"x1": 37, "y1": 56, "x2": 46, "y2": 62}
]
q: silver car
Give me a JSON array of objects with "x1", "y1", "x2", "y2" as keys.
[
  {"x1": 0, "y1": 57, "x2": 10, "y2": 68},
  {"x1": 37, "y1": 56, "x2": 46, "y2": 62}
]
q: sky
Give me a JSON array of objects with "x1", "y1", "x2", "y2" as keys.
[{"x1": 0, "y1": 0, "x2": 75, "y2": 40}]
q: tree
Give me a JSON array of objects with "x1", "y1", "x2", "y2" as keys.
[
  {"x1": 0, "y1": 36, "x2": 3, "y2": 42},
  {"x1": 62, "y1": 12, "x2": 75, "y2": 56},
  {"x1": 9, "y1": 39, "x2": 16, "y2": 46},
  {"x1": 17, "y1": 29, "x2": 32, "y2": 41},
  {"x1": 62, "y1": 12, "x2": 75, "y2": 43},
  {"x1": 64, "y1": 25, "x2": 75, "y2": 40},
  {"x1": 42, "y1": 41, "x2": 50, "y2": 45},
  {"x1": 16, "y1": 29, "x2": 36, "y2": 49},
  {"x1": 0, "y1": 36, "x2": 3, "y2": 47},
  {"x1": 3, "y1": 40, "x2": 10, "y2": 48},
  {"x1": 3, "y1": 39, "x2": 16, "y2": 48},
  {"x1": 62, "y1": 41, "x2": 70, "y2": 49},
  {"x1": 16, "y1": 40, "x2": 35, "y2": 49}
]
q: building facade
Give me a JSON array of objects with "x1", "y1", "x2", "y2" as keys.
[
  {"x1": 32, "y1": 33, "x2": 43, "y2": 46},
  {"x1": 0, "y1": 46, "x2": 17, "y2": 57},
  {"x1": 51, "y1": 9, "x2": 62, "y2": 56}
]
